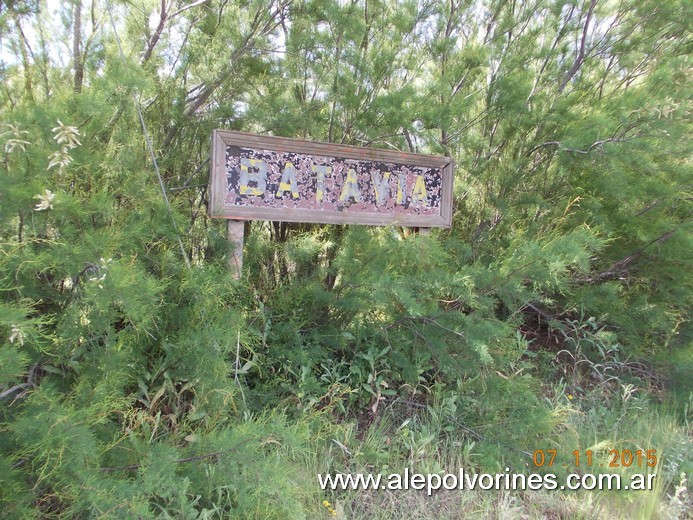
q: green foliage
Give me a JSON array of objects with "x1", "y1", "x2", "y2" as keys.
[{"x1": 0, "y1": 0, "x2": 690, "y2": 517}]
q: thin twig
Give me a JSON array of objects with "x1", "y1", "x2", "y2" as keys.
[
  {"x1": 0, "y1": 383, "x2": 30, "y2": 400},
  {"x1": 527, "y1": 137, "x2": 632, "y2": 157},
  {"x1": 234, "y1": 330, "x2": 241, "y2": 385},
  {"x1": 181, "y1": 158, "x2": 211, "y2": 188},
  {"x1": 169, "y1": 0, "x2": 208, "y2": 18},
  {"x1": 100, "y1": 438, "x2": 251, "y2": 472},
  {"x1": 169, "y1": 183, "x2": 208, "y2": 191},
  {"x1": 562, "y1": 137, "x2": 631, "y2": 154},
  {"x1": 1, "y1": 363, "x2": 40, "y2": 401},
  {"x1": 522, "y1": 303, "x2": 570, "y2": 341},
  {"x1": 526, "y1": 141, "x2": 560, "y2": 156}
]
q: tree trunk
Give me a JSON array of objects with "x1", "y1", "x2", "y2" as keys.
[
  {"x1": 558, "y1": 0, "x2": 597, "y2": 94},
  {"x1": 12, "y1": 12, "x2": 34, "y2": 101},
  {"x1": 73, "y1": 0, "x2": 83, "y2": 94}
]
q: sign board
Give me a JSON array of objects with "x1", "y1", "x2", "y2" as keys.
[{"x1": 209, "y1": 130, "x2": 453, "y2": 227}]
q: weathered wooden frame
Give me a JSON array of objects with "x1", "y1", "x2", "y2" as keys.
[{"x1": 209, "y1": 130, "x2": 454, "y2": 228}]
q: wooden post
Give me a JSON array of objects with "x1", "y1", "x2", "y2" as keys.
[{"x1": 228, "y1": 220, "x2": 244, "y2": 279}]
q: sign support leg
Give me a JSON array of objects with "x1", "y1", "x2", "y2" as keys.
[{"x1": 228, "y1": 220, "x2": 244, "y2": 279}]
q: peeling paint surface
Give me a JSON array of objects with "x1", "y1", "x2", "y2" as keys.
[{"x1": 224, "y1": 145, "x2": 443, "y2": 216}]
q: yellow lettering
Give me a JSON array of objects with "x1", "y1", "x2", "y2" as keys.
[
  {"x1": 372, "y1": 171, "x2": 391, "y2": 205},
  {"x1": 239, "y1": 158, "x2": 267, "y2": 196},
  {"x1": 396, "y1": 174, "x2": 407, "y2": 205},
  {"x1": 313, "y1": 165, "x2": 331, "y2": 202},
  {"x1": 339, "y1": 168, "x2": 361, "y2": 202},
  {"x1": 276, "y1": 161, "x2": 299, "y2": 199},
  {"x1": 411, "y1": 175, "x2": 428, "y2": 207}
]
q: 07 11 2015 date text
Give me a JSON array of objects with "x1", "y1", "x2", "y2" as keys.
[{"x1": 532, "y1": 449, "x2": 658, "y2": 468}]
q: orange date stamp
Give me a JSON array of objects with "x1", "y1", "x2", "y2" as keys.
[{"x1": 532, "y1": 449, "x2": 658, "y2": 468}]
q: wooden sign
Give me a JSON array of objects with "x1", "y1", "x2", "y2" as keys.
[{"x1": 209, "y1": 130, "x2": 453, "y2": 228}]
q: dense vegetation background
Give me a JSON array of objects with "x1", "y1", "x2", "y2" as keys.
[{"x1": 0, "y1": 0, "x2": 691, "y2": 517}]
